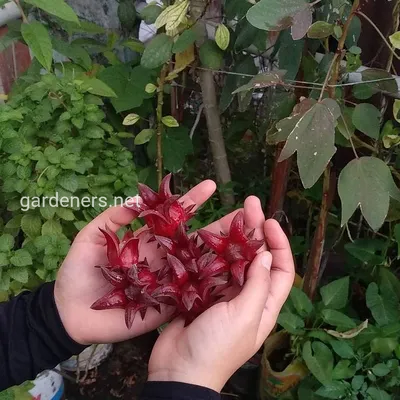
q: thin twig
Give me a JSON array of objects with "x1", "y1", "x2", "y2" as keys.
[
  {"x1": 13, "y1": 0, "x2": 28, "y2": 23},
  {"x1": 156, "y1": 65, "x2": 168, "y2": 186},
  {"x1": 357, "y1": 11, "x2": 400, "y2": 61},
  {"x1": 189, "y1": 104, "x2": 204, "y2": 139},
  {"x1": 319, "y1": 52, "x2": 339, "y2": 101},
  {"x1": 51, "y1": 369, "x2": 77, "y2": 384}
]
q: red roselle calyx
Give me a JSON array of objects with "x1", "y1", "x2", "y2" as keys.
[{"x1": 91, "y1": 175, "x2": 265, "y2": 327}]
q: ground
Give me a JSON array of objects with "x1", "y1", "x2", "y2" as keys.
[{"x1": 64, "y1": 331, "x2": 258, "y2": 400}]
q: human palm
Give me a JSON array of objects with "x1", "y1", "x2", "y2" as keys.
[{"x1": 54, "y1": 179, "x2": 266, "y2": 345}]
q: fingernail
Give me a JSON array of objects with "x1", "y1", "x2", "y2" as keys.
[{"x1": 261, "y1": 252, "x2": 271, "y2": 270}]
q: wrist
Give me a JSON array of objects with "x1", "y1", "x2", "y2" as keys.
[{"x1": 148, "y1": 369, "x2": 225, "y2": 392}]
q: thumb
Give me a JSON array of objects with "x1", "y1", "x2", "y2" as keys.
[{"x1": 231, "y1": 251, "x2": 272, "y2": 318}]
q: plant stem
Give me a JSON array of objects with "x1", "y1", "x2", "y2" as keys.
[
  {"x1": 318, "y1": 52, "x2": 339, "y2": 101},
  {"x1": 13, "y1": 0, "x2": 28, "y2": 23},
  {"x1": 357, "y1": 11, "x2": 400, "y2": 61},
  {"x1": 156, "y1": 65, "x2": 168, "y2": 186},
  {"x1": 303, "y1": 0, "x2": 360, "y2": 300}
]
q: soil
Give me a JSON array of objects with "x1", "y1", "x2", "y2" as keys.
[{"x1": 63, "y1": 331, "x2": 258, "y2": 400}]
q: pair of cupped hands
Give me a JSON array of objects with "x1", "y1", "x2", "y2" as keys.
[{"x1": 54, "y1": 179, "x2": 295, "y2": 392}]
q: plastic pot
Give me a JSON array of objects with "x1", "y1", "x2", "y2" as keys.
[
  {"x1": 259, "y1": 331, "x2": 308, "y2": 400},
  {"x1": 60, "y1": 343, "x2": 113, "y2": 372}
]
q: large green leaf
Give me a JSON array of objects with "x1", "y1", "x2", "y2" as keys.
[
  {"x1": 173, "y1": 29, "x2": 197, "y2": 53},
  {"x1": 352, "y1": 103, "x2": 381, "y2": 139},
  {"x1": 277, "y1": 312, "x2": 305, "y2": 334},
  {"x1": 380, "y1": 268, "x2": 400, "y2": 302},
  {"x1": 21, "y1": 22, "x2": 53, "y2": 71},
  {"x1": 330, "y1": 340, "x2": 355, "y2": 359},
  {"x1": 81, "y1": 77, "x2": 117, "y2": 98},
  {"x1": 366, "y1": 282, "x2": 399, "y2": 326},
  {"x1": 25, "y1": 0, "x2": 79, "y2": 23},
  {"x1": 366, "y1": 388, "x2": 392, "y2": 400},
  {"x1": 302, "y1": 341, "x2": 334, "y2": 386},
  {"x1": 345, "y1": 239, "x2": 386, "y2": 265},
  {"x1": 371, "y1": 337, "x2": 398, "y2": 356},
  {"x1": 278, "y1": 98, "x2": 340, "y2": 188},
  {"x1": 0, "y1": 234, "x2": 14, "y2": 252},
  {"x1": 99, "y1": 65, "x2": 156, "y2": 112},
  {"x1": 199, "y1": 40, "x2": 223, "y2": 70},
  {"x1": 10, "y1": 249, "x2": 32, "y2": 267},
  {"x1": 320, "y1": 309, "x2": 356, "y2": 330},
  {"x1": 289, "y1": 287, "x2": 313, "y2": 318},
  {"x1": 246, "y1": 0, "x2": 308, "y2": 31},
  {"x1": 52, "y1": 38, "x2": 92, "y2": 70},
  {"x1": 331, "y1": 360, "x2": 356, "y2": 380},
  {"x1": 141, "y1": 33, "x2": 173, "y2": 69},
  {"x1": 278, "y1": 30, "x2": 304, "y2": 80},
  {"x1": 320, "y1": 277, "x2": 349, "y2": 310},
  {"x1": 338, "y1": 157, "x2": 400, "y2": 231},
  {"x1": 21, "y1": 214, "x2": 42, "y2": 238},
  {"x1": 361, "y1": 68, "x2": 398, "y2": 94},
  {"x1": 8, "y1": 267, "x2": 29, "y2": 283},
  {"x1": 315, "y1": 381, "x2": 348, "y2": 399}
]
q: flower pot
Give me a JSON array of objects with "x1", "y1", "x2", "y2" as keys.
[
  {"x1": 60, "y1": 344, "x2": 113, "y2": 372},
  {"x1": 29, "y1": 366, "x2": 64, "y2": 400},
  {"x1": 259, "y1": 331, "x2": 308, "y2": 400}
]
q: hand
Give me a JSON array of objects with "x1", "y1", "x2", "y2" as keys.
[
  {"x1": 54, "y1": 180, "x2": 218, "y2": 345},
  {"x1": 147, "y1": 216, "x2": 295, "y2": 392}
]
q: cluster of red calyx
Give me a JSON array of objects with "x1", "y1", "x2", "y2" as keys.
[{"x1": 91, "y1": 174, "x2": 264, "y2": 328}]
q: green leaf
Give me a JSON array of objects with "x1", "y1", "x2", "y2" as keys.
[
  {"x1": 8, "y1": 267, "x2": 29, "y2": 283},
  {"x1": 161, "y1": 127, "x2": 193, "y2": 172},
  {"x1": 352, "y1": 83, "x2": 374, "y2": 100},
  {"x1": 321, "y1": 309, "x2": 356, "y2": 330},
  {"x1": 302, "y1": 341, "x2": 334, "y2": 386},
  {"x1": 123, "y1": 113, "x2": 140, "y2": 126},
  {"x1": 173, "y1": 29, "x2": 197, "y2": 53},
  {"x1": 215, "y1": 24, "x2": 230, "y2": 50},
  {"x1": 56, "y1": 207, "x2": 75, "y2": 221},
  {"x1": 42, "y1": 219, "x2": 63, "y2": 235},
  {"x1": 289, "y1": 287, "x2": 313, "y2": 317},
  {"x1": 141, "y1": 34, "x2": 173, "y2": 69},
  {"x1": 59, "y1": 173, "x2": 78, "y2": 193},
  {"x1": 315, "y1": 381, "x2": 348, "y2": 399},
  {"x1": 81, "y1": 78, "x2": 117, "y2": 97},
  {"x1": 372, "y1": 363, "x2": 391, "y2": 377},
  {"x1": 361, "y1": 68, "x2": 398, "y2": 95},
  {"x1": 278, "y1": 30, "x2": 304, "y2": 81},
  {"x1": 25, "y1": 0, "x2": 79, "y2": 23},
  {"x1": 232, "y1": 70, "x2": 286, "y2": 94},
  {"x1": 352, "y1": 103, "x2": 381, "y2": 139},
  {"x1": 338, "y1": 157, "x2": 400, "y2": 231},
  {"x1": 307, "y1": 21, "x2": 334, "y2": 39},
  {"x1": 135, "y1": 129, "x2": 155, "y2": 145},
  {"x1": 371, "y1": 337, "x2": 398, "y2": 356},
  {"x1": 246, "y1": 0, "x2": 308, "y2": 31},
  {"x1": 0, "y1": 253, "x2": 8, "y2": 267},
  {"x1": 52, "y1": 38, "x2": 92, "y2": 70},
  {"x1": 332, "y1": 360, "x2": 356, "y2": 380},
  {"x1": 395, "y1": 224, "x2": 400, "y2": 256},
  {"x1": 121, "y1": 39, "x2": 145, "y2": 53},
  {"x1": 277, "y1": 312, "x2": 305, "y2": 334},
  {"x1": 145, "y1": 83, "x2": 157, "y2": 94},
  {"x1": 140, "y1": 4, "x2": 163, "y2": 24},
  {"x1": 345, "y1": 239, "x2": 386, "y2": 265},
  {"x1": 0, "y1": 234, "x2": 14, "y2": 252},
  {"x1": 366, "y1": 387, "x2": 391, "y2": 400},
  {"x1": 278, "y1": 98, "x2": 340, "y2": 189},
  {"x1": 320, "y1": 277, "x2": 349, "y2": 310},
  {"x1": 99, "y1": 65, "x2": 156, "y2": 112},
  {"x1": 366, "y1": 282, "x2": 399, "y2": 326},
  {"x1": 351, "y1": 375, "x2": 364, "y2": 391},
  {"x1": 390, "y1": 31, "x2": 400, "y2": 49},
  {"x1": 330, "y1": 340, "x2": 355, "y2": 359},
  {"x1": 162, "y1": 115, "x2": 179, "y2": 127},
  {"x1": 199, "y1": 40, "x2": 223, "y2": 69},
  {"x1": 379, "y1": 268, "x2": 400, "y2": 301},
  {"x1": 10, "y1": 249, "x2": 32, "y2": 267},
  {"x1": 21, "y1": 214, "x2": 42, "y2": 238},
  {"x1": 21, "y1": 22, "x2": 53, "y2": 71}
]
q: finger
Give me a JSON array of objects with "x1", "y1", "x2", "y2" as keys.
[
  {"x1": 244, "y1": 196, "x2": 265, "y2": 233},
  {"x1": 76, "y1": 206, "x2": 138, "y2": 244},
  {"x1": 230, "y1": 251, "x2": 272, "y2": 319},
  {"x1": 180, "y1": 180, "x2": 217, "y2": 211},
  {"x1": 199, "y1": 209, "x2": 242, "y2": 235},
  {"x1": 159, "y1": 316, "x2": 185, "y2": 337}
]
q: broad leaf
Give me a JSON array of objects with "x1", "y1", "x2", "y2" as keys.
[
  {"x1": 81, "y1": 78, "x2": 117, "y2": 97},
  {"x1": 42, "y1": 219, "x2": 63, "y2": 236},
  {"x1": 140, "y1": 4, "x2": 163, "y2": 24},
  {"x1": 162, "y1": 116, "x2": 179, "y2": 127},
  {"x1": 338, "y1": 157, "x2": 400, "y2": 231},
  {"x1": 395, "y1": 224, "x2": 400, "y2": 256},
  {"x1": 371, "y1": 337, "x2": 398, "y2": 356},
  {"x1": 123, "y1": 114, "x2": 140, "y2": 126},
  {"x1": 366, "y1": 282, "x2": 399, "y2": 326},
  {"x1": 135, "y1": 129, "x2": 155, "y2": 145},
  {"x1": 315, "y1": 381, "x2": 348, "y2": 399},
  {"x1": 52, "y1": 38, "x2": 92, "y2": 70},
  {"x1": 141, "y1": 34, "x2": 173, "y2": 69},
  {"x1": 8, "y1": 267, "x2": 29, "y2": 283},
  {"x1": 173, "y1": 29, "x2": 197, "y2": 53},
  {"x1": 10, "y1": 249, "x2": 32, "y2": 267},
  {"x1": 291, "y1": 7, "x2": 312, "y2": 40},
  {"x1": 307, "y1": 21, "x2": 334, "y2": 39},
  {"x1": 21, "y1": 214, "x2": 42, "y2": 238},
  {"x1": 321, "y1": 309, "x2": 356, "y2": 330},
  {"x1": 302, "y1": 341, "x2": 334, "y2": 386},
  {"x1": 199, "y1": 40, "x2": 223, "y2": 69},
  {"x1": 278, "y1": 98, "x2": 340, "y2": 188},
  {"x1": 352, "y1": 103, "x2": 381, "y2": 139},
  {"x1": 366, "y1": 388, "x2": 392, "y2": 400},
  {"x1": 372, "y1": 363, "x2": 391, "y2": 377},
  {"x1": 320, "y1": 277, "x2": 349, "y2": 310},
  {"x1": 361, "y1": 68, "x2": 398, "y2": 94},
  {"x1": 279, "y1": 30, "x2": 304, "y2": 80},
  {"x1": 390, "y1": 31, "x2": 400, "y2": 49},
  {"x1": 289, "y1": 287, "x2": 313, "y2": 317},
  {"x1": 246, "y1": 0, "x2": 309, "y2": 31},
  {"x1": 0, "y1": 234, "x2": 14, "y2": 252},
  {"x1": 232, "y1": 70, "x2": 285, "y2": 94},
  {"x1": 155, "y1": 0, "x2": 189, "y2": 31},
  {"x1": 345, "y1": 239, "x2": 386, "y2": 265},
  {"x1": 25, "y1": 0, "x2": 79, "y2": 23},
  {"x1": 330, "y1": 340, "x2": 355, "y2": 359},
  {"x1": 21, "y1": 22, "x2": 53, "y2": 71},
  {"x1": 277, "y1": 312, "x2": 305, "y2": 334},
  {"x1": 331, "y1": 360, "x2": 356, "y2": 380}
]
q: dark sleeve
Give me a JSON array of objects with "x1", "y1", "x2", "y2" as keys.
[
  {"x1": 0, "y1": 282, "x2": 87, "y2": 391},
  {"x1": 140, "y1": 382, "x2": 221, "y2": 400}
]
